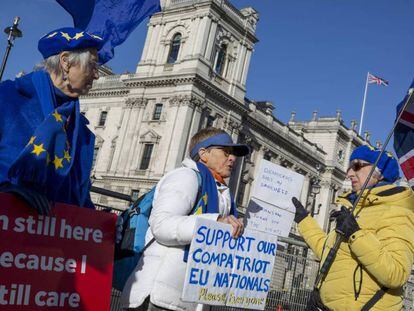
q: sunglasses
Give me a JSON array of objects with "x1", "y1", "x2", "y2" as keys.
[
  {"x1": 207, "y1": 146, "x2": 234, "y2": 157},
  {"x1": 347, "y1": 161, "x2": 372, "y2": 173}
]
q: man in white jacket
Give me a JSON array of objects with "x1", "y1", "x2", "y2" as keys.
[{"x1": 121, "y1": 127, "x2": 249, "y2": 311}]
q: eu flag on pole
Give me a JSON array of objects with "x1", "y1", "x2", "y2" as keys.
[
  {"x1": 56, "y1": 0, "x2": 161, "y2": 64},
  {"x1": 394, "y1": 79, "x2": 414, "y2": 187}
]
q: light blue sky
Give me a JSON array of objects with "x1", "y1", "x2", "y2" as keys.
[{"x1": 1, "y1": 0, "x2": 413, "y2": 147}]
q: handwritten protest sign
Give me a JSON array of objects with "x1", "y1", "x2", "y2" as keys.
[
  {"x1": 251, "y1": 160, "x2": 304, "y2": 211},
  {"x1": 0, "y1": 193, "x2": 115, "y2": 311},
  {"x1": 246, "y1": 198, "x2": 295, "y2": 238},
  {"x1": 246, "y1": 160, "x2": 304, "y2": 237},
  {"x1": 182, "y1": 218, "x2": 277, "y2": 310}
]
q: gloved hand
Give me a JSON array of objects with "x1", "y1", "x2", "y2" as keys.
[
  {"x1": 292, "y1": 197, "x2": 309, "y2": 224},
  {"x1": 331, "y1": 206, "x2": 360, "y2": 240},
  {"x1": 0, "y1": 182, "x2": 51, "y2": 215},
  {"x1": 115, "y1": 215, "x2": 124, "y2": 244},
  {"x1": 306, "y1": 289, "x2": 330, "y2": 311}
]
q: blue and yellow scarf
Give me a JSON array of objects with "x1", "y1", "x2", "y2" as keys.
[{"x1": 183, "y1": 162, "x2": 237, "y2": 262}]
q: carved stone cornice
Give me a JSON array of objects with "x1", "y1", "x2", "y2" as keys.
[
  {"x1": 169, "y1": 95, "x2": 204, "y2": 108},
  {"x1": 81, "y1": 89, "x2": 130, "y2": 98},
  {"x1": 125, "y1": 76, "x2": 196, "y2": 88},
  {"x1": 124, "y1": 74, "x2": 248, "y2": 116},
  {"x1": 223, "y1": 118, "x2": 240, "y2": 131},
  {"x1": 125, "y1": 97, "x2": 147, "y2": 108},
  {"x1": 216, "y1": 27, "x2": 235, "y2": 44}
]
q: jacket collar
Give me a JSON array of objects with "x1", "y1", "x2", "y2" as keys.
[{"x1": 337, "y1": 184, "x2": 414, "y2": 210}]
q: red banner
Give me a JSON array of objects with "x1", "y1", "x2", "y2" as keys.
[{"x1": 0, "y1": 193, "x2": 116, "y2": 310}]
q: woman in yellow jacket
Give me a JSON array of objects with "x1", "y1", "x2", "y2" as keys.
[{"x1": 292, "y1": 145, "x2": 414, "y2": 310}]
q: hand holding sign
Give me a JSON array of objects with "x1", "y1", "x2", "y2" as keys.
[{"x1": 217, "y1": 215, "x2": 244, "y2": 238}]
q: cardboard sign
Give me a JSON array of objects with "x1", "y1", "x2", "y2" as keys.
[
  {"x1": 251, "y1": 160, "x2": 304, "y2": 211},
  {"x1": 0, "y1": 193, "x2": 115, "y2": 311},
  {"x1": 246, "y1": 160, "x2": 304, "y2": 237},
  {"x1": 182, "y1": 218, "x2": 277, "y2": 310},
  {"x1": 245, "y1": 198, "x2": 295, "y2": 238}
]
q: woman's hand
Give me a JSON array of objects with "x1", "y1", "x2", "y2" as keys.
[
  {"x1": 292, "y1": 197, "x2": 309, "y2": 224},
  {"x1": 331, "y1": 206, "x2": 360, "y2": 240},
  {"x1": 217, "y1": 215, "x2": 244, "y2": 238}
]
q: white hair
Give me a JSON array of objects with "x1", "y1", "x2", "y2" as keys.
[
  {"x1": 372, "y1": 167, "x2": 383, "y2": 180},
  {"x1": 35, "y1": 48, "x2": 96, "y2": 76}
]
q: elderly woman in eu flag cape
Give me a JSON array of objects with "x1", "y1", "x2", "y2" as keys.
[{"x1": 0, "y1": 27, "x2": 104, "y2": 213}]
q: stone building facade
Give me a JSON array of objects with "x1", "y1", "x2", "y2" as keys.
[{"x1": 80, "y1": 0, "x2": 368, "y2": 231}]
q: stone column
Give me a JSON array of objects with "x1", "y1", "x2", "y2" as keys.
[
  {"x1": 147, "y1": 24, "x2": 162, "y2": 63},
  {"x1": 235, "y1": 44, "x2": 247, "y2": 83},
  {"x1": 300, "y1": 175, "x2": 311, "y2": 207},
  {"x1": 314, "y1": 179, "x2": 332, "y2": 230},
  {"x1": 243, "y1": 142, "x2": 263, "y2": 204},
  {"x1": 241, "y1": 48, "x2": 252, "y2": 86},
  {"x1": 163, "y1": 95, "x2": 199, "y2": 171},
  {"x1": 126, "y1": 98, "x2": 147, "y2": 174},
  {"x1": 180, "y1": 96, "x2": 204, "y2": 161},
  {"x1": 193, "y1": 15, "x2": 209, "y2": 57},
  {"x1": 204, "y1": 18, "x2": 218, "y2": 60},
  {"x1": 111, "y1": 98, "x2": 146, "y2": 175},
  {"x1": 139, "y1": 24, "x2": 155, "y2": 65}
]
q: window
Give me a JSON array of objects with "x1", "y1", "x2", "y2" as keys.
[
  {"x1": 337, "y1": 149, "x2": 344, "y2": 163},
  {"x1": 152, "y1": 103, "x2": 163, "y2": 120},
  {"x1": 206, "y1": 115, "x2": 215, "y2": 128},
  {"x1": 131, "y1": 189, "x2": 140, "y2": 201},
  {"x1": 214, "y1": 43, "x2": 227, "y2": 76},
  {"x1": 139, "y1": 144, "x2": 154, "y2": 170},
  {"x1": 92, "y1": 146, "x2": 100, "y2": 169},
  {"x1": 237, "y1": 182, "x2": 246, "y2": 206},
  {"x1": 331, "y1": 188, "x2": 338, "y2": 204},
  {"x1": 98, "y1": 111, "x2": 108, "y2": 126},
  {"x1": 167, "y1": 33, "x2": 181, "y2": 64}
]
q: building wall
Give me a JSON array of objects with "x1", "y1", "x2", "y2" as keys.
[{"x1": 81, "y1": 0, "x2": 369, "y2": 230}]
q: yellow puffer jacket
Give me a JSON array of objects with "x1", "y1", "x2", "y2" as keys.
[{"x1": 298, "y1": 184, "x2": 414, "y2": 311}]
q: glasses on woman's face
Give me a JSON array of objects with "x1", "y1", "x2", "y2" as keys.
[
  {"x1": 208, "y1": 146, "x2": 233, "y2": 158},
  {"x1": 347, "y1": 161, "x2": 372, "y2": 173}
]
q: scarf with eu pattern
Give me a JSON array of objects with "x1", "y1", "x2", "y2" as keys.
[
  {"x1": 8, "y1": 70, "x2": 79, "y2": 201},
  {"x1": 183, "y1": 162, "x2": 238, "y2": 262},
  {"x1": 193, "y1": 162, "x2": 238, "y2": 216}
]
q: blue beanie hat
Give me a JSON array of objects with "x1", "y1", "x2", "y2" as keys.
[
  {"x1": 38, "y1": 27, "x2": 104, "y2": 59},
  {"x1": 350, "y1": 145, "x2": 400, "y2": 183}
]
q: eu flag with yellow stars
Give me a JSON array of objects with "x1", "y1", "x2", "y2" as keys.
[
  {"x1": 56, "y1": 0, "x2": 161, "y2": 64},
  {"x1": 8, "y1": 71, "x2": 77, "y2": 200}
]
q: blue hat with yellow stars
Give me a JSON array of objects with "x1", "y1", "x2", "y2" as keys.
[
  {"x1": 38, "y1": 27, "x2": 104, "y2": 59},
  {"x1": 350, "y1": 145, "x2": 400, "y2": 182}
]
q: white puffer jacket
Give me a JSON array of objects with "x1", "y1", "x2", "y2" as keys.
[{"x1": 121, "y1": 158, "x2": 233, "y2": 310}]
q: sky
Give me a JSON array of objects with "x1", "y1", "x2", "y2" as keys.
[{"x1": 1, "y1": 0, "x2": 414, "y2": 147}]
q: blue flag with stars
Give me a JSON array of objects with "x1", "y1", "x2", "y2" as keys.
[
  {"x1": 56, "y1": 0, "x2": 161, "y2": 64},
  {"x1": 8, "y1": 71, "x2": 78, "y2": 201}
]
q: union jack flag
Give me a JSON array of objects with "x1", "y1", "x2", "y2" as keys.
[
  {"x1": 368, "y1": 73, "x2": 389, "y2": 86},
  {"x1": 394, "y1": 80, "x2": 414, "y2": 186}
]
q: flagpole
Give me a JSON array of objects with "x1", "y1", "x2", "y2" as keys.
[{"x1": 358, "y1": 72, "x2": 370, "y2": 136}]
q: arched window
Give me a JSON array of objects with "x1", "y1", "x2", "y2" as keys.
[
  {"x1": 167, "y1": 33, "x2": 181, "y2": 64},
  {"x1": 214, "y1": 43, "x2": 227, "y2": 76}
]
